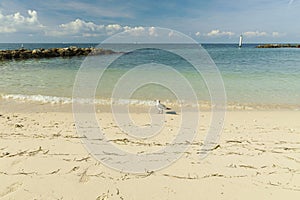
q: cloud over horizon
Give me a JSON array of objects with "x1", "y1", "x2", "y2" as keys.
[
  {"x1": 243, "y1": 31, "x2": 268, "y2": 37},
  {"x1": 0, "y1": 10, "x2": 43, "y2": 33},
  {"x1": 206, "y1": 30, "x2": 235, "y2": 37},
  {"x1": 0, "y1": 0, "x2": 298, "y2": 43}
]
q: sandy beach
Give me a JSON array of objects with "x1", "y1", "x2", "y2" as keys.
[
  {"x1": 1, "y1": 0, "x2": 300, "y2": 199},
  {"x1": 1, "y1": 100, "x2": 300, "y2": 199}
]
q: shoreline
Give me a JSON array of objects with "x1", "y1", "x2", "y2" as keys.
[{"x1": 0, "y1": 98, "x2": 299, "y2": 113}]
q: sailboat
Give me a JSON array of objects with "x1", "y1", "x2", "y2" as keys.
[{"x1": 239, "y1": 35, "x2": 243, "y2": 48}]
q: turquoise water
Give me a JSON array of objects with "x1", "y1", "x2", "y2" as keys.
[
  {"x1": 0, "y1": 43, "x2": 299, "y2": 106},
  {"x1": 208, "y1": 44, "x2": 300, "y2": 105}
]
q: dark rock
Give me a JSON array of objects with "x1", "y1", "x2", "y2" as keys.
[
  {"x1": 0, "y1": 46, "x2": 117, "y2": 61},
  {"x1": 256, "y1": 44, "x2": 300, "y2": 48}
]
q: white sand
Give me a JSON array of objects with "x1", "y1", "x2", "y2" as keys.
[{"x1": 1, "y1": 102, "x2": 300, "y2": 199}]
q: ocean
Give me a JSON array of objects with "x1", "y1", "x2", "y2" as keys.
[{"x1": 0, "y1": 43, "x2": 299, "y2": 108}]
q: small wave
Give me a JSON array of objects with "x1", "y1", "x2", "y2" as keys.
[
  {"x1": 1, "y1": 94, "x2": 73, "y2": 104},
  {"x1": 0, "y1": 94, "x2": 203, "y2": 108},
  {"x1": 0, "y1": 94, "x2": 162, "y2": 106}
]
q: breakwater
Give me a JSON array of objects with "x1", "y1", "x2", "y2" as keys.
[
  {"x1": 0, "y1": 46, "x2": 116, "y2": 60},
  {"x1": 256, "y1": 44, "x2": 300, "y2": 48}
]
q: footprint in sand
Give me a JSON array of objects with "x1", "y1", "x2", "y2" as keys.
[{"x1": 0, "y1": 182, "x2": 22, "y2": 198}]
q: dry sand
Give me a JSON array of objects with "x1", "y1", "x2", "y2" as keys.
[{"x1": 1, "y1": 101, "x2": 300, "y2": 199}]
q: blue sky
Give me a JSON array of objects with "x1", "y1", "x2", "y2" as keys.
[{"x1": 0, "y1": 0, "x2": 299, "y2": 43}]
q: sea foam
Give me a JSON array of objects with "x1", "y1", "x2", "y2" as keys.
[{"x1": 0, "y1": 93, "x2": 160, "y2": 106}]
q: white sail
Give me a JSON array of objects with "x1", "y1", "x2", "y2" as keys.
[{"x1": 239, "y1": 35, "x2": 243, "y2": 47}]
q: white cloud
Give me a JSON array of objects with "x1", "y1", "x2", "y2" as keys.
[
  {"x1": 0, "y1": 10, "x2": 43, "y2": 33},
  {"x1": 243, "y1": 31, "x2": 268, "y2": 37},
  {"x1": 272, "y1": 32, "x2": 279, "y2": 37},
  {"x1": 106, "y1": 24, "x2": 122, "y2": 35},
  {"x1": 0, "y1": 27, "x2": 16, "y2": 33},
  {"x1": 168, "y1": 30, "x2": 174, "y2": 37},
  {"x1": 82, "y1": 33, "x2": 101, "y2": 37},
  {"x1": 60, "y1": 19, "x2": 104, "y2": 32},
  {"x1": 46, "y1": 19, "x2": 104, "y2": 36},
  {"x1": 149, "y1": 27, "x2": 158, "y2": 37},
  {"x1": 123, "y1": 26, "x2": 145, "y2": 36},
  {"x1": 195, "y1": 31, "x2": 201, "y2": 37},
  {"x1": 272, "y1": 32, "x2": 285, "y2": 37},
  {"x1": 46, "y1": 19, "x2": 126, "y2": 37},
  {"x1": 168, "y1": 30, "x2": 182, "y2": 38},
  {"x1": 47, "y1": 19, "x2": 161, "y2": 38},
  {"x1": 207, "y1": 29, "x2": 235, "y2": 37}
]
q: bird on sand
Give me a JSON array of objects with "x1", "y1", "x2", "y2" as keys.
[{"x1": 155, "y1": 100, "x2": 171, "y2": 114}]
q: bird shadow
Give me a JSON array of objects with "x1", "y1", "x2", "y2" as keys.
[{"x1": 165, "y1": 111, "x2": 178, "y2": 115}]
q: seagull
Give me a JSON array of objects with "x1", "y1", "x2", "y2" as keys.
[{"x1": 155, "y1": 100, "x2": 171, "y2": 114}]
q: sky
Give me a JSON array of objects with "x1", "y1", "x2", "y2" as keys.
[{"x1": 0, "y1": 0, "x2": 299, "y2": 43}]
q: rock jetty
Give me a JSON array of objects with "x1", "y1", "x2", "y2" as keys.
[
  {"x1": 256, "y1": 44, "x2": 300, "y2": 48},
  {"x1": 0, "y1": 46, "x2": 116, "y2": 60}
]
